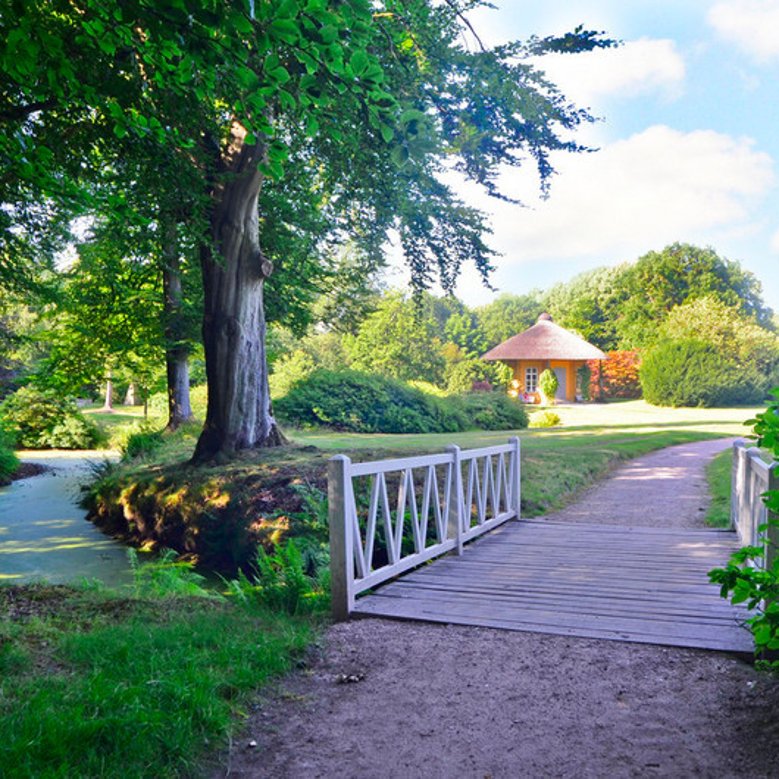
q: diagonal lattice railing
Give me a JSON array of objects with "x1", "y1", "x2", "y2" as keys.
[
  {"x1": 328, "y1": 438, "x2": 521, "y2": 619},
  {"x1": 731, "y1": 440, "x2": 779, "y2": 571}
]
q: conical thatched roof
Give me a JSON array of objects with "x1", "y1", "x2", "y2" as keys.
[{"x1": 482, "y1": 313, "x2": 606, "y2": 361}]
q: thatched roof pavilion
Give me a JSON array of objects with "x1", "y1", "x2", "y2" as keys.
[{"x1": 482, "y1": 313, "x2": 605, "y2": 402}]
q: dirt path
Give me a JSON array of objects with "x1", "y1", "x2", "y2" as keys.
[
  {"x1": 0, "y1": 450, "x2": 131, "y2": 587},
  {"x1": 221, "y1": 438, "x2": 779, "y2": 778}
]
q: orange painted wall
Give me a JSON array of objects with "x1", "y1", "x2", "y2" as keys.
[{"x1": 508, "y1": 359, "x2": 585, "y2": 402}]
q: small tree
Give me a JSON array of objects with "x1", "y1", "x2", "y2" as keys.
[
  {"x1": 577, "y1": 364, "x2": 591, "y2": 401},
  {"x1": 539, "y1": 369, "x2": 559, "y2": 405}
]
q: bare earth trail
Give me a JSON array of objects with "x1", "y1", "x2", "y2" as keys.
[{"x1": 223, "y1": 439, "x2": 779, "y2": 779}]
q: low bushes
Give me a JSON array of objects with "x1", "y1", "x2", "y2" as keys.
[
  {"x1": 0, "y1": 386, "x2": 102, "y2": 449},
  {"x1": 452, "y1": 392, "x2": 529, "y2": 431},
  {"x1": 275, "y1": 369, "x2": 528, "y2": 433},
  {"x1": 529, "y1": 410, "x2": 561, "y2": 429},
  {"x1": 275, "y1": 369, "x2": 462, "y2": 433},
  {"x1": 640, "y1": 339, "x2": 765, "y2": 407}
]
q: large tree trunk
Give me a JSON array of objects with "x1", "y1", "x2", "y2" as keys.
[
  {"x1": 161, "y1": 215, "x2": 194, "y2": 430},
  {"x1": 103, "y1": 366, "x2": 114, "y2": 412},
  {"x1": 191, "y1": 124, "x2": 285, "y2": 463}
]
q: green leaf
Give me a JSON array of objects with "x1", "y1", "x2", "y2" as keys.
[
  {"x1": 277, "y1": 0, "x2": 298, "y2": 18},
  {"x1": 391, "y1": 145, "x2": 409, "y2": 168},
  {"x1": 379, "y1": 124, "x2": 394, "y2": 144},
  {"x1": 269, "y1": 66, "x2": 291, "y2": 85},
  {"x1": 349, "y1": 50, "x2": 368, "y2": 76},
  {"x1": 270, "y1": 19, "x2": 299, "y2": 44},
  {"x1": 319, "y1": 25, "x2": 338, "y2": 44}
]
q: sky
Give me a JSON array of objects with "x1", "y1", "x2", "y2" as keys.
[{"x1": 389, "y1": 0, "x2": 779, "y2": 314}]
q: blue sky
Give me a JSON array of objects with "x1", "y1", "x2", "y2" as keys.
[{"x1": 392, "y1": 0, "x2": 779, "y2": 314}]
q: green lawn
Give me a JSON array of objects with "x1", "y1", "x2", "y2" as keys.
[
  {"x1": 289, "y1": 399, "x2": 758, "y2": 452},
  {"x1": 0, "y1": 583, "x2": 314, "y2": 779}
]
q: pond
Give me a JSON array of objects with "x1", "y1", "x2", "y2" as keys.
[{"x1": 0, "y1": 451, "x2": 133, "y2": 588}]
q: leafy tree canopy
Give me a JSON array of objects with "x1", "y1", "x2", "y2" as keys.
[
  {"x1": 343, "y1": 291, "x2": 446, "y2": 384},
  {"x1": 660, "y1": 296, "x2": 779, "y2": 378},
  {"x1": 617, "y1": 243, "x2": 772, "y2": 347},
  {"x1": 475, "y1": 293, "x2": 545, "y2": 350},
  {"x1": 544, "y1": 265, "x2": 629, "y2": 350}
]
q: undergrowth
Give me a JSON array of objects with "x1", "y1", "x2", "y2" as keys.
[{"x1": 0, "y1": 546, "x2": 321, "y2": 778}]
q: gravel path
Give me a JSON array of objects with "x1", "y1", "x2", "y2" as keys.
[{"x1": 220, "y1": 438, "x2": 779, "y2": 779}]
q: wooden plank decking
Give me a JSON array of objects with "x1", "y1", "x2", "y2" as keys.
[{"x1": 352, "y1": 519, "x2": 754, "y2": 653}]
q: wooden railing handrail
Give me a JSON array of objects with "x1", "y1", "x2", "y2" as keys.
[
  {"x1": 730, "y1": 439, "x2": 779, "y2": 571},
  {"x1": 329, "y1": 437, "x2": 521, "y2": 619}
]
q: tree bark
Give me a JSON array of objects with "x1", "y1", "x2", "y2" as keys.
[
  {"x1": 103, "y1": 367, "x2": 114, "y2": 412},
  {"x1": 161, "y1": 215, "x2": 194, "y2": 430},
  {"x1": 191, "y1": 124, "x2": 285, "y2": 463}
]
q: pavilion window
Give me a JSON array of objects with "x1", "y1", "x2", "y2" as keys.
[{"x1": 525, "y1": 367, "x2": 538, "y2": 393}]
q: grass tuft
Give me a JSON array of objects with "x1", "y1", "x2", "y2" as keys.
[
  {"x1": 705, "y1": 448, "x2": 733, "y2": 528},
  {"x1": 0, "y1": 585, "x2": 314, "y2": 778}
]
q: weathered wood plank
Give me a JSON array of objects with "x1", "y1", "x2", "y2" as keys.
[{"x1": 353, "y1": 519, "x2": 753, "y2": 653}]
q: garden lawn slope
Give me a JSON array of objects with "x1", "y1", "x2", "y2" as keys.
[{"x1": 85, "y1": 402, "x2": 758, "y2": 572}]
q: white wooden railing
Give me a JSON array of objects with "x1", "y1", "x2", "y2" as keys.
[
  {"x1": 328, "y1": 438, "x2": 521, "y2": 619},
  {"x1": 731, "y1": 439, "x2": 779, "y2": 570}
]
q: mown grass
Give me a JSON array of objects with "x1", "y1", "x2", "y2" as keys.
[
  {"x1": 0, "y1": 583, "x2": 314, "y2": 778},
  {"x1": 705, "y1": 448, "x2": 733, "y2": 528}
]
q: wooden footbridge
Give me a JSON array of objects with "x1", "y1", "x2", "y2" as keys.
[{"x1": 328, "y1": 439, "x2": 772, "y2": 654}]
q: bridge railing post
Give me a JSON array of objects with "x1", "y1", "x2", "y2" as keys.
[
  {"x1": 328, "y1": 454, "x2": 353, "y2": 621},
  {"x1": 509, "y1": 436, "x2": 521, "y2": 520},
  {"x1": 730, "y1": 440, "x2": 743, "y2": 535},
  {"x1": 766, "y1": 462, "x2": 779, "y2": 573},
  {"x1": 446, "y1": 444, "x2": 464, "y2": 555}
]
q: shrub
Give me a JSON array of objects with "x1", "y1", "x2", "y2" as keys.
[
  {"x1": 640, "y1": 339, "x2": 765, "y2": 407},
  {"x1": 122, "y1": 426, "x2": 166, "y2": 461},
  {"x1": 0, "y1": 423, "x2": 18, "y2": 484},
  {"x1": 451, "y1": 393, "x2": 529, "y2": 431},
  {"x1": 445, "y1": 357, "x2": 506, "y2": 394},
  {"x1": 538, "y1": 369, "x2": 558, "y2": 404},
  {"x1": 0, "y1": 386, "x2": 102, "y2": 449},
  {"x1": 529, "y1": 410, "x2": 561, "y2": 428},
  {"x1": 576, "y1": 364, "x2": 591, "y2": 401},
  {"x1": 275, "y1": 369, "x2": 465, "y2": 434},
  {"x1": 589, "y1": 350, "x2": 641, "y2": 400}
]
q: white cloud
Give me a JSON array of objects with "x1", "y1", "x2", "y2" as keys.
[
  {"x1": 532, "y1": 38, "x2": 686, "y2": 105},
  {"x1": 708, "y1": 0, "x2": 779, "y2": 62},
  {"x1": 770, "y1": 228, "x2": 779, "y2": 252},
  {"x1": 479, "y1": 125, "x2": 774, "y2": 262}
]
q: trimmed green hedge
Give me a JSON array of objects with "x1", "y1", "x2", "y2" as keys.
[
  {"x1": 275, "y1": 369, "x2": 528, "y2": 433},
  {"x1": 640, "y1": 338, "x2": 767, "y2": 407},
  {"x1": 0, "y1": 386, "x2": 102, "y2": 449}
]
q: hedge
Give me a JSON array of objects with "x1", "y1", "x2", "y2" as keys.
[
  {"x1": 640, "y1": 339, "x2": 767, "y2": 407},
  {"x1": 275, "y1": 369, "x2": 528, "y2": 433}
]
